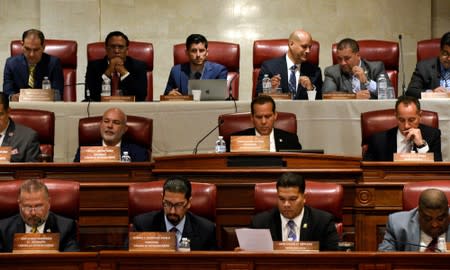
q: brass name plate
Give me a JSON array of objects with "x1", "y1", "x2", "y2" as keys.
[
  {"x1": 19, "y1": 89, "x2": 55, "y2": 102},
  {"x1": 231, "y1": 136, "x2": 269, "y2": 152},
  {"x1": 273, "y1": 241, "x2": 319, "y2": 252},
  {"x1": 160, "y1": 95, "x2": 193, "y2": 101},
  {"x1": 0, "y1": 146, "x2": 12, "y2": 162},
  {"x1": 393, "y1": 152, "x2": 434, "y2": 162},
  {"x1": 129, "y1": 232, "x2": 176, "y2": 251},
  {"x1": 80, "y1": 146, "x2": 120, "y2": 163},
  {"x1": 13, "y1": 233, "x2": 60, "y2": 253},
  {"x1": 101, "y1": 96, "x2": 136, "y2": 102}
]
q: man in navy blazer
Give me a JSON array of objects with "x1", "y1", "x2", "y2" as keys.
[
  {"x1": 256, "y1": 29, "x2": 322, "y2": 100},
  {"x1": 73, "y1": 107, "x2": 148, "y2": 162},
  {"x1": 3, "y1": 29, "x2": 64, "y2": 101},
  {"x1": 164, "y1": 34, "x2": 227, "y2": 96}
]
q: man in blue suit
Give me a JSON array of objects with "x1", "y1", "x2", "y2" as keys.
[
  {"x1": 164, "y1": 34, "x2": 227, "y2": 96},
  {"x1": 3, "y1": 29, "x2": 64, "y2": 101}
]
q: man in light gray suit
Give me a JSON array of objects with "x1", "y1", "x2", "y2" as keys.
[
  {"x1": 0, "y1": 93, "x2": 40, "y2": 162},
  {"x1": 379, "y1": 188, "x2": 450, "y2": 252},
  {"x1": 322, "y1": 38, "x2": 391, "y2": 99}
]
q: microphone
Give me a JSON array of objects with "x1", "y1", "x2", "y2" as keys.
[
  {"x1": 384, "y1": 238, "x2": 443, "y2": 252},
  {"x1": 193, "y1": 119, "x2": 224, "y2": 154},
  {"x1": 398, "y1": 34, "x2": 406, "y2": 95}
]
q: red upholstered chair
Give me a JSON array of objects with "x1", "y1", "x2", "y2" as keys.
[
  {"x1": 254, "y1": 181, "x2": 344, "y2": 238},
  {"x1": 332, "y1": 40, "x2": 399, "y2": 97},
  {"x1": 360, "y1": 109, "x2": 438, "y2": 156},
  {"x1": 218, "y1": 112, "x2": 297, "y2": 143},
  {"x1": 252, "y1": 39, "x2": 320, "y2": 97},
  {"x1": 9, "y1": 108, "x2": 55, "y2": 161},
  {"x1": 87, "y1": 41, "x2": 154, "y2": 101},
  {"x1": 78, "y1": 115, "x2": 153, "y2": 159},
  {"x1": 11, "y1": 39, "x2": 78, "y2": 102},
  {"x1": 403, "y1": 181, "x2": 450, "y2": 211},
  {"x1": 417, "y1": 38, "x2": 441, "y2": 62},
  {"x1": 173, "y1": 41, "x2": 240, "y2": 99}
]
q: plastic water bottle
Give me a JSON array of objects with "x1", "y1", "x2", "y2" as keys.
[
  {"x1": 42, "y1": 76, "x2": 51, "y2": 90},
  {"x1": 262, "y1": 74, "x2": 271, "y2": 94},
  {"x1": 215, "y1": 136, "x2": 226, "y2": 153},
  {"x1": 178, "y1": 237, "x2": 191, "y2": 252},
  {"x1": 377, "y1": 74, "x2": 388, "y2": 99},
  {"x1": 121, "y1": 151, "x2": 131, "y2": 162},
  {"x1": 101, "y1": 80, "x2": 111, "y2": 96},
  {"x1": 438, "y1": 238, "x2": 447, "y2": 252}
]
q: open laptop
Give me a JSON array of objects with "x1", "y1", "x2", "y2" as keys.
[{"x1": 188, "y1": 79, "x2": 228, "y2": 101}]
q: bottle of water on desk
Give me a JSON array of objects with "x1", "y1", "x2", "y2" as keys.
[
  {"x1": 178, "y1": 237, "x2": 190, "y2": 252},
  {"x1": 262, "y1": 74, "x2": 271, "y2": 94},
  {"x1": 101, "y1": 80, "x2": 110, "y2": 96},
  {"x1": 377, "y1": 74, "x2": 388, "y2": 99},
  {"x1": 215, "y1": 136, "x2": 226, "y2": 153},
  {"x1": 121, "y1": 151, "x2": 131, "y2": 162},
  {"x1": 42, "y1": 76, "x2": 51, "y2": 90}
]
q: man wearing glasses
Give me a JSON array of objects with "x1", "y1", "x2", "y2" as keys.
[
  {"x1": 0, "y1": 179, "x2": 79, "y2": 252},
  {"x1": 132, "y1": 176, "x2": 217, "y2": 250},
  {"x1": 406, "y1": 32, "x2": 450, "y2": 98},
  {"x1": 85, "y1": 31, "x2": 147, "y2": 101}
]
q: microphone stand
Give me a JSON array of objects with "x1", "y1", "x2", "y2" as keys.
[
  {"x1": 399, "y1": 34, "x2": 406, "y2": 95},
  {"x1": 193, "y1": 120, "x2": 224, "y2": 154}
]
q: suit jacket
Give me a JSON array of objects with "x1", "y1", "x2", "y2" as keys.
[
  {"x1": 1, "y1": 120, "x2": 40, "y2": 162},
  {"x1": 133, "y1": 210, "x2": 217, "y2": 250},
  {"x1": 378, "y1": 208, "x2": 450, "y2": 251},
  {"x1": 3, "y1": 53, "x2": 64, "y2": 100},
  {"x1": 0, "y1": 212, "x2": 79, "y2": 252},
  {"x1": 363, "y1": 124, "x2": 442, "y2": 162},
  {"x1": 164, "y1": 61, "x2": 228, "y2": 95},
  {"x1": 322, "y1": 59, "x2": 390, "y2": 99},
  {"x1": 406, "y1": 57, "x2": 442, "y2": 99},
  {"x1": 73, "y1": 140, "x2": 149, "y2": 162},
  {"x1": 250, "y1": 206, "x2": 339, "y2": 251},
  {"x1": 256, "y1": 55, "x2": 323, "y2": 100},
  {"x1": 85, "y1": 56, "x2": 147, "y2": 101},
  {"x1": 227, "y1": 128, "x2": 302, "y2": 152}
]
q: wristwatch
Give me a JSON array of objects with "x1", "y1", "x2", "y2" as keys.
[{"x1": 416, "y1": 140, "x2": 428, "y2": 149}]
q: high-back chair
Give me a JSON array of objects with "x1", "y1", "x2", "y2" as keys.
[
  {"x1": 417, "y1": 38, "x2": 441, "y2": 62},
  {"x1": 403, "y1": 180, "x2": 450, "y2": 211}
]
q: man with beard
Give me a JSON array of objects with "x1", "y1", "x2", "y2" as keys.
[
  {"x1": 379, "y1": 188, "x2": 450, "y2": 251},
  {"x1": 73, "y1": 107, "x2": 148, "y2": 162},
  {"x1": 0, "y1": 179, "x2": 79, "y2": 252},
  {"x1": 133, "y1": 176, "x2": 217, "y2": 250}
]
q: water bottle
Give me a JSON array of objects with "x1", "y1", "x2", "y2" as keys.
[
  {"x1": 215, "y1": 136, "x2": 226, "y2": 153},
  {"x1": 121, "y1": 151, "x2": 131, "y2": 162},
  {"x1": 377, "y1": 74, "x2": 388, "y2": 99},
  {"x1": 42, "y1": 76, "x2": 51, "y2": 90},
  {"x1": 262, "y1": 74, "x2": 271, "y2": 94},
  {"x1": 438, "y1": 238, "x2": 447, "y2": 252},
  {"x1": 178, "y1": 237, "x2": 191, "y2": 252},
  {"x1": 101, "y1": 80, "x2": 111, "y2": 96}
]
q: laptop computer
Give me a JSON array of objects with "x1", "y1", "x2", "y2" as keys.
[{"x1": 188, "y1": 79, "x2": 228, "y2": 101}]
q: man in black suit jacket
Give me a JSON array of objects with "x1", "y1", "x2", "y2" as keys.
[
  {"x1": 0, "y1": 179, "x2": 79, "y2": 252},
  {"x1": 250, "y1": 173, "x2": 339, "y2": 251},
  {"x1": 364, "y1": 96, "x2": 442, "y2": 161},
  {"x1": 256, "y1": 29, "x2": 322, "y2": 100},
  {"x1": 85, "y1": 31, "x2": 147, "y2": 101},
  {"x1": 133, "y1": 176, "x2": 217, "y2": 250}
]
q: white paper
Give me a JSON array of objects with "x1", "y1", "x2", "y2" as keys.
[{"x1": 235, "y1": 228, "x2": 273, "y2": 251}]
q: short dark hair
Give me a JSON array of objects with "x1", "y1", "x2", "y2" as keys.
[
  {"x1": 22, "y1": 29, "x2": 45, "y2": 46},
  {"x1": 19, "y1": 179, "x2": 49, "y2": 200},
  {"x1": 441, "y1": 32, "x2": 450, "y2": 50},
  {"x1": 105, "y1": 31, "x2": 129, "y2": 47},
  {"x1": 185, "y1": 34, "x2": 208, "y2": 50},
  {"x1": 0, "y1": 92, "x2": 10, "y2": 111},
  {"x1": 251, "y1": 95, "x2": 276, "y2": 115},
  {"x1": 163, "y1": 176, "x2": 192, "y2": 200},
  {"x1": 276, "y1": 172, "x2": 305, "y2": 194},
  {"x1": 419, "y1": 188, "x2": 449, "y2": 212},
  {"x1": 337, "y1": 38, "x2": 359, "y2": 53},
  {"x1": 395, "y1": 95, "x2": 421, "y2": 112}
]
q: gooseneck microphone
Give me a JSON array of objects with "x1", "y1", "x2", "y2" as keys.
[
  {"x1": 193, "y1": 119, "x2": 224, "y2": 154},
  {"x1": 398, "y1": 34, "x2": 406, "y2": 95}
]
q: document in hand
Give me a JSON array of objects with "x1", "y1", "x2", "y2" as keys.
[{"x1": 235, "y1": 228, "x2": 273, "y2": 251}]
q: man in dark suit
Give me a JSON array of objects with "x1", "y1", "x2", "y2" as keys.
[
  {"x1": 73, "y1": 107, "x2": 148, "y2": 162},
  {"x1": 133, "y1": 176, "x2": 217, "y2": 250},
  {"x1": 0, "y1": 93, "x2": 40, "y2": 162},
  {"x1": 406, "y1": 32, "x2": 450, "y2": 99},
  {"x1": 228, "y1": 95, "x2": 302, "y2": 152},
  {"x1": 85, "y1": 31, "x2": 147, "y2": 101},
  {"x1": 0, "y1": 179, "x2": 79, "y2": 252},
  {"x1": 364, "y1": 96, "x2": 442, "y2": 161},
  {"x1": 164, "y1": 34, "x2": 227, "y2": 96},
  {"x1": 322, "y1": 38, "x2": 391, "y2": 99},
  {"x1": 3, "y1": 29, "x2": 64, "y2": 101},
  {"x1": 250, "y1": 173, "x2": 339, "y2": 251},
  {"x1": 256, "y1": 29, "x2": 322, "y2": 100}
]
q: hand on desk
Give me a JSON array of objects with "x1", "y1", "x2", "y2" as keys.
[
  {"x1": 167, "y1": 89, "x2": 182, "y2": 96},
  {"x1": 356, "y1": 90, "x2": 370, "y2": 99}
]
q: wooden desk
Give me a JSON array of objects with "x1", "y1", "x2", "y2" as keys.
[{"x1": 0, "y1": 252, "x2": 98, "y2": 270}]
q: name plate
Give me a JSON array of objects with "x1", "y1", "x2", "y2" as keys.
[
  {"x1": 0, "y1": 146, "x2": 12, "y2": 162},
  {"x1": 13, "y1": 233, "x2": 59, "y2": 253},
  {"x1": 421, "y1": 92, "x2": 450, "y2": 99},
  {"x1": 80, "y1": 146, "x2": 120, "y2": 163},
  {"x1": 323, "y1": 92, "x2": 356, "y2": 99},
  {"x1": 19, "y1": 89, "x2": 54, "y2": 102},
  {"x1": 393, "y1": 152, "x2": 434, "y2": 162},
  {"x1": 160, "y1": 95, "x2": 193, "y2": 101},
  {"x1": 101, "y1": 96, "x2": 136, "y2": 102},
  {"x1": 231, "y1": 136, "x2": 269, "y2": 152},
  {"x1": 273, "y1": 241, "x2": 319, "y2": 252},
  {"x1": 129, "y1": 232, "x2": 176, "y2": 251},
  {"x1": 259, "y1": 92, "x2": 291, "y2": 100}
]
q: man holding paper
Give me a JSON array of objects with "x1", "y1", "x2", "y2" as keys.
[{"x1": 250, "y1": 173, "x2": 339, "y2": 251}]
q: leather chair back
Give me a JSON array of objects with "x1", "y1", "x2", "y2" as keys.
[
  {"x1": 218, "y1": 112, "x2": 297, "y2": 143},
  {"x1": 173, "y1": 41, "x2": 240, "y2": 99},
  {"x1": 11, "y1": 39, "x2": 78, "y2": 102},
  {"x1": 332, "y1": 40, "x2": 399, "y2": 97},
  {"x1": 9, "y1": 108, "x2": 55, "y2": 161},
  {"x1": 252, "y1": 39, "x2": 320, "y2": 97},
  {"x1": 403, "y1": 180, "x2": 450, "y2": 211},
  {"x1": 254, "y1": 181, "x2": 343, "y2": 236},
  {"x1": 87, "y1": 41, "x2": 154, "y2": 101},
  {"x1": 360, "y1": 109, "x2": 438, "y2": 156},
  {"x1": 417, "y1": 38, "x2": 441, "y2": 62},
  {"x1": 78, "y1": 115, "x2": 153, "y2": 159}
]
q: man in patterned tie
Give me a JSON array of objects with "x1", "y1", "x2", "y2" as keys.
[{"x1": 250, "y1": 172, "x2": 339, "y2": 251}]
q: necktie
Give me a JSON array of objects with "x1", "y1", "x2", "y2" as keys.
[
  {"x1": 28, "y1": 65, "x2": 36, "y2": 88},
  {"x1": 194, "y1": 72, "x2": 202, "y2": 79},
  {"x1": 288, "y1": 65, "x2": 297, "y2": 98},
  {"x1": 111, "y1": 72, "x2": 120, "y2": 96},
  {"x1": 287, "y1": 220, "x2": 297, "y2": 241},
  {"x1": 442, "y1": 71, "x2": 450, "y2": 88},
  {"x1": 425, "y1": 237, "x2": 438, "y2": 252},
  {"x1": 31, "y1": 226, "x2": 38, "y2": 233}
]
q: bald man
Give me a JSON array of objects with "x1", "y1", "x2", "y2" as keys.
[{"x1": 256, "y1": 29, "x2": 323, "y2": 100}]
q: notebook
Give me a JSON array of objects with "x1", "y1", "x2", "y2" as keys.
[{"x1": 188, "y1": 79, "x2": 228, "y2": 101}]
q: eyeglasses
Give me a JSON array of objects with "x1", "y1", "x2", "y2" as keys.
[
  {"x1": 21, "y1": 205, "x2": 45, "y2": 213},
  {"x1": 107, "y1": 45, "x2": 127, "y2": 51},
  {"x1": 441, "y1": 50, "x2": 450, "y2": 58},
  {"x1": 162, "y1": 200, "x2": 187, "y2": 210}
]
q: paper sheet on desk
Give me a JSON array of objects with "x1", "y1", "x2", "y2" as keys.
[{"x1": 235, "y1": 228, "x2": 273, "y2": 251}]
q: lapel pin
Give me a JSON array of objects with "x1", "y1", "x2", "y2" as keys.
[{"x1": 303, "y1": 223, "x2": 308, "y2": 229}]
